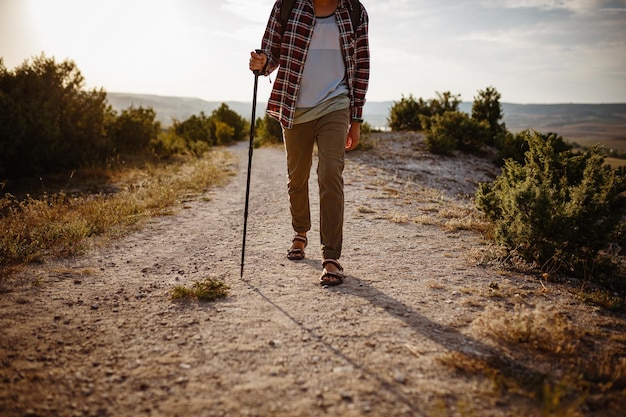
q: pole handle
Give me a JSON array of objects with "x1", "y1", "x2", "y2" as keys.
[{"x1": 253, "y1": 49, "x2": 264, "y2": 76}]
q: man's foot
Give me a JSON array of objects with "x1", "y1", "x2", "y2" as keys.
[
  {"x1": 287, "y1": 234, "x2": 307, "y2": 261},
  {"x1": 320, "y1": 259, "x2": 344, "y2": 286}
]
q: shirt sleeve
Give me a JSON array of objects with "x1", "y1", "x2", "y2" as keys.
[
  {"x1": 259, "y1": 1, "x2": 283, "y2": 76},
  {"x1": 351, "y1": 4, "x2": 370, "y2": 121}
]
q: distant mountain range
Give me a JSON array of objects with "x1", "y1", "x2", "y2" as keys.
[{"x1": 107, "y1": 92, "x2": 626, "y2": 147}]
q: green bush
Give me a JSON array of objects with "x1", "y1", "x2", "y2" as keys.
[
  {"x1": 209, "y1": 103, "x2": 247, "y2": 145},
  {"x1": 495, "y1": 130, "x2": 572, "y2": 165},
  {"x1": 172, "y1": 104, "x2": 247, "y2": 148},
  {"x1": 214, "y1": 120, "x2": 236, "y2": 146},
  {"x1": 388, "y1": 92, "x2": 461, "y2": 132},
  {"x1": 388, "y1": 94, "x2": 429, "y2": 131},
  {"x1": 173, "y1": 112, "x2": 213, "y2": 147},
  {"x1": 472, "y1": 86, "x2": 506, "y2": 146},
  {"x1": 423, "y1": 111, "x2": 489, "y2": 155},
  {"x1": 429, "y1": 91, "x2": 462, "y2": 116},
  {"x1": 254, "y1": 114, "x2": 283, "y2": 147},
  {"x1": 476, "y1": 130, "x2": 626, "y2": 280},
  {"x1": 0, "y1": 54, "x2": 110, "y2": 178},
  {"x1": 150, "y1": 130, "x2": 188, "y2": 159},
  {"x1": 108, "y1": 106, "x2": 160, "y2": 154},
  {"x1": 188, "y1": 140, "x2": 211, "y2": 157}
]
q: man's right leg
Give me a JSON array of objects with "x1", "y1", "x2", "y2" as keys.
[{"x1": 283, "y1": 121, "x2": 316, "y2": 253}]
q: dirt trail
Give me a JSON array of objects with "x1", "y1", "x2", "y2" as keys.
[{"x1": 1, "y1": 133, "x2": 624, "y2": 417}]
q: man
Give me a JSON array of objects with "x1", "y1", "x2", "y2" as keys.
[{"x1": 249, "y1": 0, "x2": 369, "y2": 286}]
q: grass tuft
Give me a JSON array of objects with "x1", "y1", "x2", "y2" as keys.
[{"x1": 171, "y1": 277, "x2": 230, "y2": 302}]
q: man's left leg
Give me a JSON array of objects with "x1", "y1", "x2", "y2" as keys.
[{"x1": 315, "y1": 108, "x2": 350, "y2": 284}]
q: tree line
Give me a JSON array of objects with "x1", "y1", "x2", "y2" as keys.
[{"x1": 0, "y1": 54, "x2": 252, "y2": 182}]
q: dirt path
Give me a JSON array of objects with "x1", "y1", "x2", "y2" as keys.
[{"x1": 1, "y1": 133, "x2": 624, "y2": 417}]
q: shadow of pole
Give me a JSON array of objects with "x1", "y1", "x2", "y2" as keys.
[{"x1": 241, "y1": 276, "x2": 428, "y2": 415}]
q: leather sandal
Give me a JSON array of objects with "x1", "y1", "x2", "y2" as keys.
[
  {"x1": 287, "y1": 235, "x2": 307, "y2": 261},
  {"x1": 320, "y1": 259, "x2": 344, "y2": 286}
]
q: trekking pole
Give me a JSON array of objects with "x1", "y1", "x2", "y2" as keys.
[{"x1": 241, "y1": 50, "x2": 262, "y2": 278}]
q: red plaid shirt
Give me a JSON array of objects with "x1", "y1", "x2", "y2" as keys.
[{"x1": 260, "y1": 0, "x2": 370, "y2": 129}]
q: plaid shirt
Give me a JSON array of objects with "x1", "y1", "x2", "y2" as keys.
[{"x1": 260, "y1": 0, "x2": 370, "y2": 129}]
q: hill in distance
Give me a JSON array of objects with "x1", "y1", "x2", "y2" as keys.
[{"x1": 107, "y1": 92, "x2": 626, "y2": 151}]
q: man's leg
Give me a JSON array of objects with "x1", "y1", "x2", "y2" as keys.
[
  {"x1": 315, "y1": 108, "x2": 350, "y2": 261},
  {"x1": 283, "y1": 121, "x2": 316, "y2": 245}
]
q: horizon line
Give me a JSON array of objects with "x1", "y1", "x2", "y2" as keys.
[{"x1": 106, "y1": 91, "x2": 626, "y2": 106}]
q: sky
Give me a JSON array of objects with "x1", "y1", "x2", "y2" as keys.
[{"x1": 1, "y1": 0, "x2": 625, "y2": 104}]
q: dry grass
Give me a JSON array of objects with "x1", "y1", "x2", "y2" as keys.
[
  {"x1": 475, "y1": 305, "x2": 580, "y2": 355},
  {"x1": 0, "y1": 150, "x2": 235, "y2": 278},
  {"x1": 437, "y1": 304, "x2": 626, "y2": 415},
  {"x1": 411, "y1": 202, "x2": 490, "y2": 234}
]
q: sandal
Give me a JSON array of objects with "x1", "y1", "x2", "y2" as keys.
[
  {"x1": 287, "y1": 235, "x2": 307, "y2": 261},
  {"x1": 320, "y1": 259, "x2": 344, "y2": 286}
]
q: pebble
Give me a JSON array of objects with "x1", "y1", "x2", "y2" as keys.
[{"x1": 394, "y1": 373, "x2": 406, "y2": 384}]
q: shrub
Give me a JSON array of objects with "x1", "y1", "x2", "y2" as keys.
[
  {"x1": 209, "y1": 103, "x2": 247, "y2": 144},
  {"x1": 476, "y1": 130, "x2": 626, "y2": 280},
  {"x1": 213, "y1": 120, "x2": 236, "y2": 146},
  {"x1": 423, "y1": 111, "x2": 489, "y2": 155},
  {"x1": 388, "y1": 92, "x2": 461, "y2": 132},
  {"x1": 429, "y1": 91, "x2": 462, "y2": 116},
  {"x1": 472, "y1": 86, "x2": 506, "y2": 146},
  {"x1": 0, "y1": 54, "x2": 110, "y2": 178},
  {"x1": 388, "y1": 94, "x2": 429, "y2": 131},
  {"x1": 171, "y1": 105, "x2": 247, "y2": 148},
  {"x1": 173, "y1": 112, "x2": 213, "y2": 147},
  {"x1": 188, "y1": 140, "x2": 211, "y2": 157},
  {"x1": 255, "y1": 114, "x2": 283, "y2": 147},
  {"x1": 150, "y1": 130, "x2": 188, "y2": 159},
  {"x1": 108, "y1": 106, "x2": 160, "y2": 154},
  {"x1": 494, "y1": 130, "x2": 572, "y2": 165}
]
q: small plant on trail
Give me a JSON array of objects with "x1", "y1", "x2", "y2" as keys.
[
  {"x1": 171, "y1": 277, "x2": 230, "y2": 302},
  {"x1": 476, "y1": 130, "x2": 626, "y2": 282}
]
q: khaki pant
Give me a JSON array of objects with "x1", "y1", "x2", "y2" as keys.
[{"x1": 283, "y1": 108, "x2": 350, "y2": 260}]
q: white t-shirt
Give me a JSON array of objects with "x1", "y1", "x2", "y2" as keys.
[{"x1": 296, "y1": 14, "x2": 349, "y2": 111}]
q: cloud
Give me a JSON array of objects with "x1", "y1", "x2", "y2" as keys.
[
  {"x1": 365, "y1": 0, "x2": 625, "y2": 102},
  {"x1": 481, "y1": 0, "x2": 626, "y2": 13}
]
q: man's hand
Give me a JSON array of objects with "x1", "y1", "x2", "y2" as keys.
[
  {"x1": 346, "y1": 122, "x2": 361, "y2": 151},
  {"x1": 249, "y1": 51, "x2": 267, "y2": 73}
]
